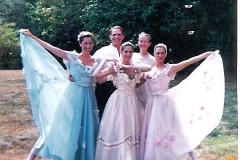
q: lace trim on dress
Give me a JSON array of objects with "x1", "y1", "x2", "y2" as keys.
[
  {"x1": 97, "y1": 136, "x2": 139, "y2": 148},
  {"x1": 146, "y1": 63, "x2": 175, "y2": 82},
  {"x1": 66, "y1": 51, "x2": 100, "y2": 75},
  {"x1": 110, "y1": 70, "x2": 142, "y2": 87}
]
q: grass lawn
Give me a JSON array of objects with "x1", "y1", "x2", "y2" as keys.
[{"x1": 0, "y1": 70, "x2": 237, "y2": 160}]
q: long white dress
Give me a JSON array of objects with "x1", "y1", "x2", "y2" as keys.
[
  {"x1": 95, "y1": 70, "x2": 142, "y2": 160},
  {"x1": 140, "y1": 53, "x2": 224, "y2": 160},
  {"x1": 132, "y1": 53, "x2": 155, "y2": 128}
]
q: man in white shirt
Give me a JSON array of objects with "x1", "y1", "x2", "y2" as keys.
[{"x1": 93, "y1": 26, "x2": 124, "y2": 118}]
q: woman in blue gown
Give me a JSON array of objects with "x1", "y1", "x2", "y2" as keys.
[{"x1": 20, "y1": 29, "x2": 100, "y2": 160}]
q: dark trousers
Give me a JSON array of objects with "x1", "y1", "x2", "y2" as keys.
[{"x1": 95, "y1": 81, "x2": 116, "y2": 119}]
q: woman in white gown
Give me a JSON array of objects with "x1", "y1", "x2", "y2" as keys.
[
  {"x1": 139, "y1": 43, "x2": 224, "y2": 160},
  {"x1": 93, "y1": 42, "x2": 151, "y2": 160},
  {"x1": 132, "y1": 32, "x2": 155, "y2": 129}
]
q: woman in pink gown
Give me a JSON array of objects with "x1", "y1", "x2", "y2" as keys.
[{"x1": 140, "y1": 43, "x2": 224, "y2": 160}]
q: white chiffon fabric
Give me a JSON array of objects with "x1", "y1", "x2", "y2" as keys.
[
  {"x1": 95, "y1": 71, "x2": 143, "y2": 160},
  {"x1": 140, "y1": 53, "x2": 224, "y2": 160},
  {"x1": 132, "y1": 52, "x2": 155, "y2": 129}
]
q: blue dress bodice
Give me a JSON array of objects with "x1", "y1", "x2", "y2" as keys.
[{"x1": 64, "y1": 52, "x2": 100, "y2": 87}]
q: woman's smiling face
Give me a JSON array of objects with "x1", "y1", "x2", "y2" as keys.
[
  {"x1": 80, "y1": 37, "x2": 94, "y2": 53},
  {"x1": 154, "y1": 47, "x2": 167, "y2": 62},
  {"x1": 121, "y1": 46, "x2": 133, "y2": 63}
]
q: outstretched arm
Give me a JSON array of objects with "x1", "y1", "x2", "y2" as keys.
[
  {"x1": 168, "y1": 51, "x2": 215, "y2": 76},
  {"x1": 120, "y1": 63, "x2": 151, "y2": 72},
  {"x1": 20, "y1": 29, "x2": 68, "y2": 60},
  {"x1": 93, "y1": 59, "x2": 117, "y2": 83}
]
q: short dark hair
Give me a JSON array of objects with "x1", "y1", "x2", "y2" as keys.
[{"x1": 120, "y1": 42, "x2": 134, "y2": 52}]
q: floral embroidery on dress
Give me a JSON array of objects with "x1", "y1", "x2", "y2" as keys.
[
  {"x1": 187, "y1": 69, "x2": 214, "y2": 125},
  {"x1": 29, "y1": 69, "x2": 59, "y2": 93},
  {"x1": 155, "y1": 133, "x2": 175, "y2": 148}
]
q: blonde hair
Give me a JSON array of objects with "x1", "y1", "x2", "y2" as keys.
[{"x1": 138, "y1": 32, "x2": 151, "y2": 42}]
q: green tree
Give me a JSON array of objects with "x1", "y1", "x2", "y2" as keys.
[
  {"x1": 0, "y1": 23, "x2": 20, "y2": 69},
  {"x1": 0, "y1": 0, "x2": 32, "y2": 28},
  {"x1": 0, "y1": 0, "x2": 236, "y2": 76},
  {"x1": 25, "y1": 0, "x2": 91, "y2": 50},
  {"x1": 81, "y1": 0, "x2": 236, "y2": 75}
]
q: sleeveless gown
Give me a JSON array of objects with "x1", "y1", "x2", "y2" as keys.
[
  {"x1": 140, "y1": 53, "x2": 224, "y2": 160},
  {"x1": 19, "y1": 33, "x2": 100, "y2": 160},
  {"x1": 95, "y1": 70, "x2": 142, "y2": 160}
]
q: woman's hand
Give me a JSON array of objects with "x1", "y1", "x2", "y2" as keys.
[
  {"x1": 69, "y1": 74, "x2": 75, "y2": 82},
  {"x1": 204, "y1": 50, "x2": 219, "y2": 58},
  {"x1": 103, "y1": 58, "x2": 118, "y2": 63},
  {"x1": 109, "y1": 64, "x2": 117, "y2": 74},
  {"x1": 19, "y1": 29, "x2": 35, "y2": 38},
  {"x1": 117, "y1": 63, "x2": 133, "y2": 69},
  {"x1": 213, "y1": 50, "x2": 220, "y2": 54}
]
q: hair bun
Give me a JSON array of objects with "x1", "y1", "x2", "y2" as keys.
[{"x1": 77, "y1": 31, "x2": 94, "y2": 41}]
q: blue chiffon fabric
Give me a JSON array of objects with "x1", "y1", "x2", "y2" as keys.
[{"x1": 19, "y1": 33, "x2": 100, "y2": 160}]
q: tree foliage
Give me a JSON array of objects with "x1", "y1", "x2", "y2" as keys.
[
  {"x1": 0, "y1": 23, "x2": 21, "y2": 69},
  {"x1": 0, "y1": 0, "x2": 237, "y2": 75}
]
